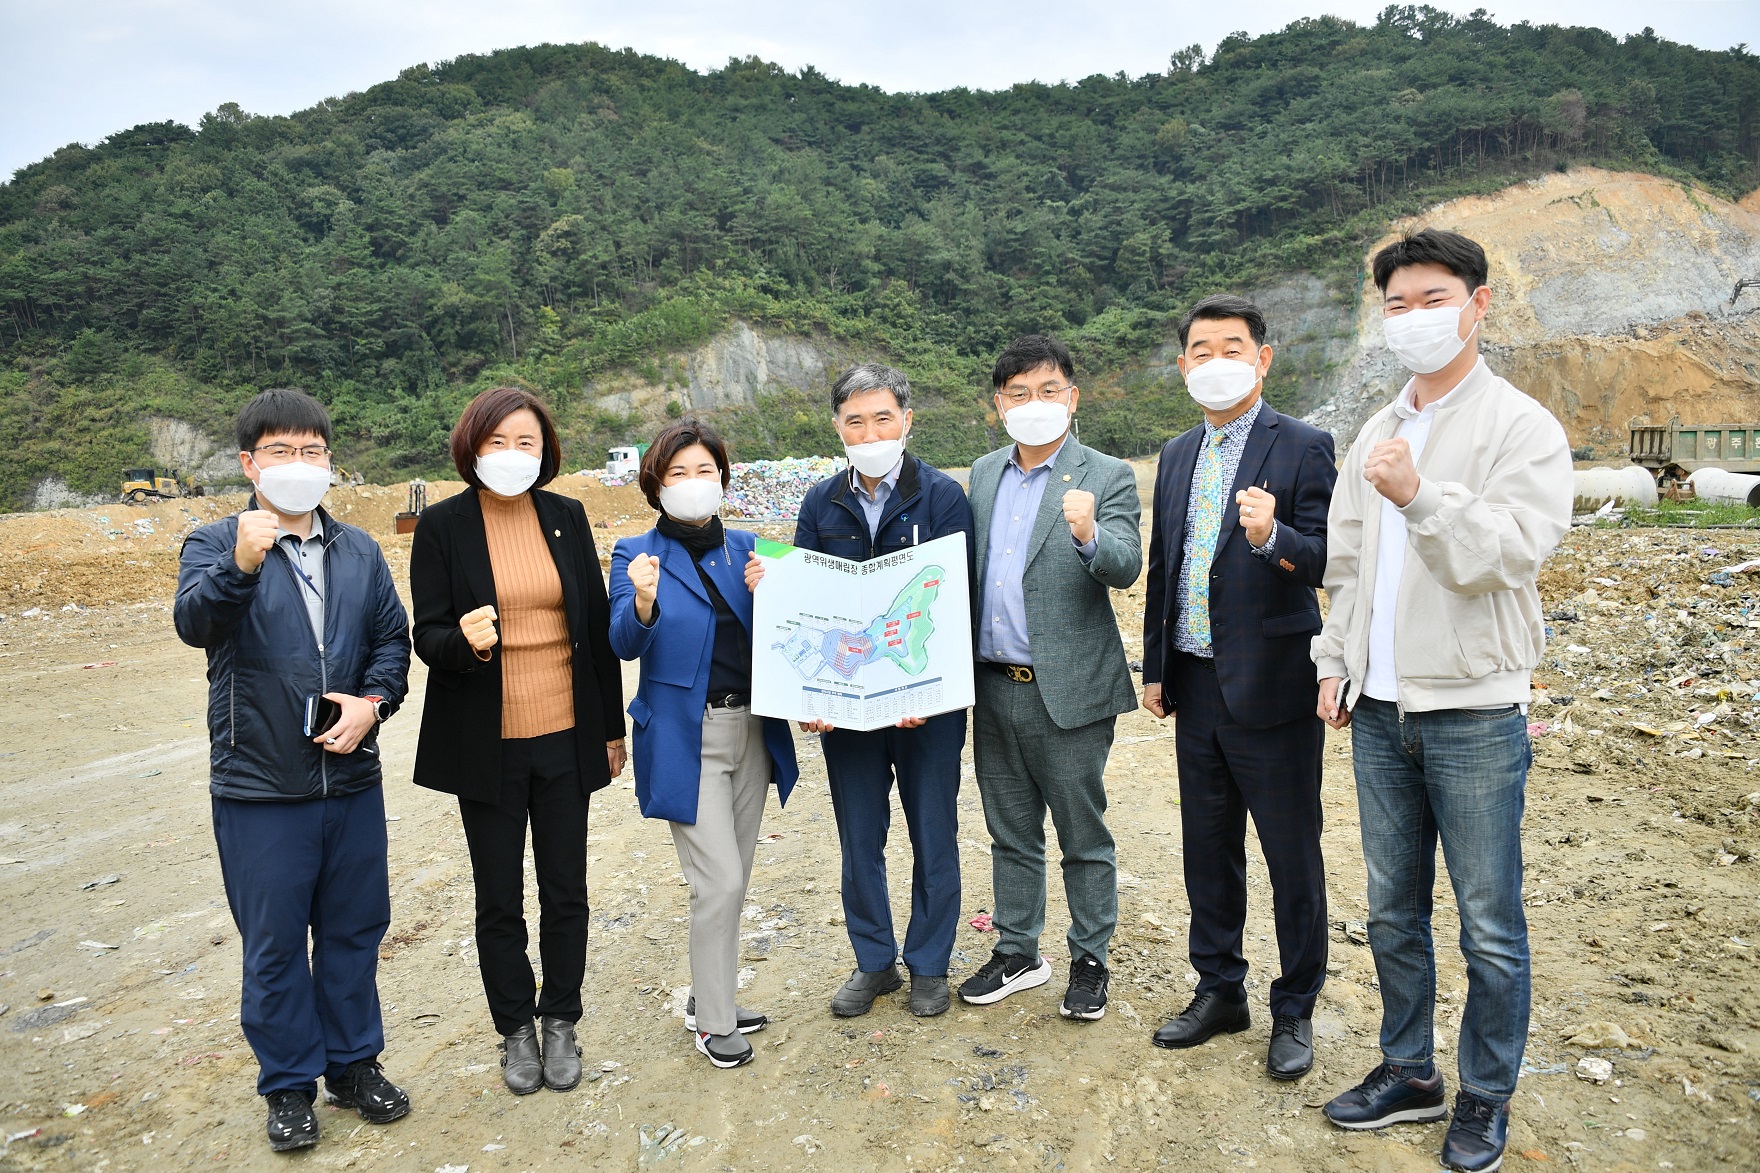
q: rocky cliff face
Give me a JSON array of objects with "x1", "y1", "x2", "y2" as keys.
[
  {"x1": 1306, "y1": 168, "x2": 1760, "y2": 459},
  {"x1": 591, "y1": 320, "x2": 845, "y2": 422}
]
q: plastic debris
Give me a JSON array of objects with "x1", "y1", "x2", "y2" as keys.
[
  {"x1": 1575, "y1": 1056, "x2": 1613, "y2": 1083},
  {"x1": 968, "y1": 912, "x2": 993, "y2": 932},
  {"x1": 80, "y1": 874, "x2": 120, "y2": 890},
  {"x1": 724, "y1": 457, "x2": 846, "y2": 520}
]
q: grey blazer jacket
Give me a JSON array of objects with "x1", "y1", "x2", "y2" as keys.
[{"x1": 969, "y1": 438, "x2": 1143, "y2": 729}]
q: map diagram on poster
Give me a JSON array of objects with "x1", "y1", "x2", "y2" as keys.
[{"x1": 750, "y1": 532, "x2": 974, "y2": 732}]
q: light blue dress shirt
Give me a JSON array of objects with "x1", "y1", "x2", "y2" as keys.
[
  {"x1": 272, "y1": 513, "x2": 326, "y2": 644},
  {"x1": 1172, "y1": 400, "x2": 1277, "y2": 657},
  {"x1": 850, "y1": 457, "x2": 904, "y2": 540},
  {"x1": 978, "y1": 436, "x2": 1097, "y2": 665}
]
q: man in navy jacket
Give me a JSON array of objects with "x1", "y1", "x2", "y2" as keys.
[
  {"x1": 791, "y1": 364, "x2": 974, "y2": 1018},
  {"x1": 1140, "y1": 296, "x2": 1337, "y2": 1080},
  {"x1": 175, "y1": 390, "x2": 411, "y2": 1153}
]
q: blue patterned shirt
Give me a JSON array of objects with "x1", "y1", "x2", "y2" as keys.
[{"x1": 1173, "y1": 400, "x2": 1276, "y2": 657}]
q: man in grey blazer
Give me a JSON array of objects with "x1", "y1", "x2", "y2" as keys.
[{"x1": 957, "y1": 334, "x2": 1143, "y2": 1021}]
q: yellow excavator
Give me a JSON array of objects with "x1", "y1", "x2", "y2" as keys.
[{"x1": 120, "y1": 467, "x2": 204, "y2": 504}]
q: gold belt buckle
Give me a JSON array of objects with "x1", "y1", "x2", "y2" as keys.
[{"x1": 1005, "y1": 664, "x2": 1034, "y2": 684}]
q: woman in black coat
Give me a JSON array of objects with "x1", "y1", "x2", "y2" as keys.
[{"x1": 409, "y1": 386, "x2": 625, "y2": 1096}]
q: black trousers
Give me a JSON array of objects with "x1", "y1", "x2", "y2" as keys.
[
  {"x1": 1168, "y1": 652, "x2": 1328, "y2": 1019},
  {"x1": 457, "y1": 729, "x2": 588, "y2": 1036}
]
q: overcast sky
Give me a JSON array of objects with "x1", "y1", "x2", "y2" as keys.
[{"x1": 4, "y1": 0, "x2": 1755, "y2": 180}]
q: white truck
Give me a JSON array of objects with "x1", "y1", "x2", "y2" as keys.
[{"x1": 605, "y1": 445, "x2": 644, "y2": 478}]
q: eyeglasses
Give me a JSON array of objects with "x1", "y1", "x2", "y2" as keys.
[
  {"x1": 252, "y1": 444, "x2": 332, "y2": 462},
  {"x1": 997, "y1": 384, "x2": 1076, "y2": 407}
]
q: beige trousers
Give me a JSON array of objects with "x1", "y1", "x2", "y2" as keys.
[{"x1": 668, "y1": 704, "x2": 769, "y2": 1036}]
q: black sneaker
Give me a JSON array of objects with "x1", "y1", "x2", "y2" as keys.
[
  {"x1": 322, "y1": 1059, "x2": 411, "y2": 1125},
  {"x1": 1322, "y1": 1061, "x2": 1447, "y2": 1130},
  {"x1": 957, "y1": 949, "x2": 1053, "y2": 1005},
  {"x1": 1059, "y1": 954, "x2": 1108, "y2": 1020},
  {"x1": 695, "y1": 1030, "x2": 754, "y2": 1069},
  {"x1": 265, "y1": 1089, "x2": 319, "y2": 1152},
  {"x1": 1441, "y1": 1091, "x2": 1510, "y2": 1172},
  {"x1": 684, "y1": 996, "x2": 768, "y2": 1034}
]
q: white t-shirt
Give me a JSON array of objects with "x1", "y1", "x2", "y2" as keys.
[{"x1": 1362, "y1": 380, "x2": 1445, "y2": 702}]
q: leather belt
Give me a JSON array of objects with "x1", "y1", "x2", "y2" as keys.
[
  {"x1": 707, "y1": 692, "x2": 749, "y2": 709},
  {"x1": 1177, "y1": 651, "x2": 1216, "y2": 672},
  {"x1": 983, "y1": 662, "x2": 1035, "y2": 684}
]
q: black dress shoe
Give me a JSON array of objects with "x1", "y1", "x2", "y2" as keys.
[
  {"x1": 1267, "y1": 1014, "x2": 1314, "y2": 1080},
  {"x1": 323, "y1": 1059, "x2": 410, "y2": 1124},
  {"x1": 1151, "y1": 992, "x2": 1252, "y2": 1049},
  {"x1": 265, "y1": 1088, "x2": 319, "y2": 1152}
]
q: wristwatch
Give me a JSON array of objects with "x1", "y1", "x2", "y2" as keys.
[{"x1": 363, "y1": 695, "x2": 391, "y2": 723}]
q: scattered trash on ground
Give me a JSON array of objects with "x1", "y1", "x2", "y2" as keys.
[{"x1": 724, "y1": 457, "x2": 845, "y2": 520}]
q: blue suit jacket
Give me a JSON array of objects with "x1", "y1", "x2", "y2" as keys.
[
  {"x1": 608, "y1": 525, "x2": 799, "y2": 824},
  {"x1": 1143, "y1": 405, "x2": 1337, "y2": 729}
]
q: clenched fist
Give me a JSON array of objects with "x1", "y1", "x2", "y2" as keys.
[
  {"x1": 1235, "y1": 485, "x2": 1275, "y2": 548},
  {"x1": 1364, "y1": 438, "x2": 1420, "y2": 507},
  {"x1": 1062, "y1": 488, "x2": 1097, "y2": 545},
  {"x1": 460, "y1": 604, "x2": 499, "y2": 659},
  {"x1": 627, "y1": 552, "x2": 661, "y2": 624},
  {"x1": 234, "y1": 509, "x2": 280, "y2": 574}
]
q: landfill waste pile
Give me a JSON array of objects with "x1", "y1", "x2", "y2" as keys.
[
  {"x1": 725, "y1": 456, "x2": 845, "y2": 520},
  {"x1": 584, "y1": 455, "x2": 843, "y2": 521},
  {"x1": 1530, "y1": 525, "x2": 1760, "y2": 830}
]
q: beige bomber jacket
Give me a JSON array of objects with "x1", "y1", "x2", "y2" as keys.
[{"x1": 1311, "y1": 358, "x2": 1574, "y2": 713}]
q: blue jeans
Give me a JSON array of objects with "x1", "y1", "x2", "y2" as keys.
[{"x1": 1351, "y1": 698, "x2": 1530, "y2": 1102}]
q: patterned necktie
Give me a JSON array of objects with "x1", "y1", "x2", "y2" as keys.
[{"x1": 1186, "y1": 431, "x2": 1228, "y2": 648}]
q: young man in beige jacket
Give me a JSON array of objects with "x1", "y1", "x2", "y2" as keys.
[{"x1": 1310, "y1": 229, "x2": 1573, "y2": 1173}]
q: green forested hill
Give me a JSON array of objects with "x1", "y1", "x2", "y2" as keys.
[{"x1": 2, "y1": 7, "x2": 1756, "y2": 508}]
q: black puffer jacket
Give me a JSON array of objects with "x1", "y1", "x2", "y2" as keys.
[{"x1": 175, "y1": 502, "x2": 411, "y2": 801}]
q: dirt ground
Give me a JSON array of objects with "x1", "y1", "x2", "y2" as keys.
[{"x1": 1, "y1": 471, "x2": 1757, "y2": 1172}]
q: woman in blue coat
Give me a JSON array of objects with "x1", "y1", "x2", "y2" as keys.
[{"x1": 607, "y1": 422, "x2": 798, "y2": 1070}]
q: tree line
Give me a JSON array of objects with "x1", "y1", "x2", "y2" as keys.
[{"x1": 1, "y1": 6, "x2": 1755, "y2": 507}]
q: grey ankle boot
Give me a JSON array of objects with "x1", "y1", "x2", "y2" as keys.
[
  {"x1": 830, "y1": 964, "x2": 903, "y2": 1016},
  {"x1": 540, "y1": 1016, "x2": 582, "y2": 1091},
  {"x1": 499, "y1": 1021, "x2": 542, "y2": 1095}
]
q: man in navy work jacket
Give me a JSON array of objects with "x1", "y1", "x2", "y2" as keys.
[
  {"x1": 175, "y1": 389, "x2": 412, "y2": 1154},
  {"x1": 790, "y1": 363, "x2": 975, "y2": 1018},
  {"x1": 1140, "y1": 294, "x2": 1337, "y2": 1080}
]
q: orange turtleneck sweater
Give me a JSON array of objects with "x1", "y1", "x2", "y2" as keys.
[{"x1": 479, "y1": 490, "x2": 575, "y2": 739}]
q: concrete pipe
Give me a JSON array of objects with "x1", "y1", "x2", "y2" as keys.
[
  {"x1": 1687, "y1": 467, "x2": 1760, "y2": 507},
  {"x1": 1573, "y1": 466, "x2": 1658, "y2": 511}
]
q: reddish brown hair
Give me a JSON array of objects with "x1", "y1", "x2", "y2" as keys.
[
  {"x1": 638, "y1": 422, "x2": 731, "y2": 511},
  {"x1": 450, "y1": 386, "x2": 563, "y2": 490}
]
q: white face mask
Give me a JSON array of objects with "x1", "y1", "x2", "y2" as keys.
[
  {"x1": 1001, "y1": 399, "x2": 1070, "y2": 447},
  {"x1": 844, "y1": 436, "x2": 905, "y2": 479},
  {"x1": 659, "y1": 477, "x2": 723, "y2": 522},
  {"x1": 253, "y1": 460, "x2": 331, "y2": 515},
  {"x1": 1183, "y1": 357, "x2": 1260, "y2": 412},
  {"x1": 1383, "y1": 302, "x2": 1478, "y2": 374},
  {"x1": 475, "y1": 450, "x2": 542, "y2": 497}
]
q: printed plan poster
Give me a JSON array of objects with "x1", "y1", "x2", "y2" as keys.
[{"x1": 750, "y1": 532, "x2": 974, "y2": 732}]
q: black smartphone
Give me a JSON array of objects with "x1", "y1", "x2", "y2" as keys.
[{"x1": 304, "y1": 694, "x2": 343, "y2": 738}]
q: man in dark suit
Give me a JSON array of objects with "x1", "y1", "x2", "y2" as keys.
[{"x1": 1141, "y1": 295, "x2": 1337, "y2": 1079}]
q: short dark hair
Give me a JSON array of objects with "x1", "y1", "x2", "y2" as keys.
[
  {"x1": 638, "y1": 421, "x2": 731, "y2": 511},
  {"x1": 1371, "y1": 228, "x2": 1489, "y2": 294},
  {"x1": 449, "y1": 386, "x2": 563, "y2": 490},
  {"x1": 1178, "y1": 294, "x2": 1268, "y2": 349},
  {"x1": 991, "y1": 334, "x2": 1074, "y2": 389},
  {"x1": 830, "y1": 363, "x2": 911, "y2": 414},
  {"x1": 235, "y1": 388, "x2": 332, "y2": 452}
]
